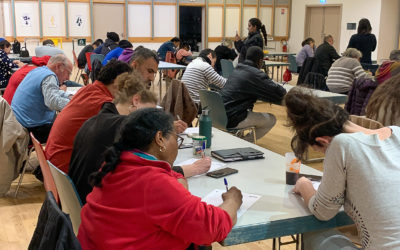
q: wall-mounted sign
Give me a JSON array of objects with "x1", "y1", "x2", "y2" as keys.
[{"x1": 77, "y1": 39, "x2": 86, "y2": 46}]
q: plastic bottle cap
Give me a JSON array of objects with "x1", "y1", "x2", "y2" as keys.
[{"x1": 202, "y1": 109, "x2": 209, "y2": 115}]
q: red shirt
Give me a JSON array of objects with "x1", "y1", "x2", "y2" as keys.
[
  {"x1": 78, "y1": 151, "x2": 233, "y2": 250},
  {"x1": 3, "y1": 65, "x2": 36, "y2": 105},
  {"x1": 45, "y1": 81, "x2": 113, "y2": 173}
]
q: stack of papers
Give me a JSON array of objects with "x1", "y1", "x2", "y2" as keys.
[
  {"x1": 176, "y1": 158, "x2": 226, "y2": 177},
  {"x1": 202, "y1": 189, "x2": 261, "y2": 218}
]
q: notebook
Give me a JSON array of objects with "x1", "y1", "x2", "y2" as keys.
[{"x1": 211, "y1": 147, "x2": 265, "y2": 162}]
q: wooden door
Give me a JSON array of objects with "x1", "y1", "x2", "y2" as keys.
[
  {"x1": 93, "y1": 3, "x2": 125, "y2": 40},
  {"x1": 305, "y1": 7, "x2": 324, "y2": 46},
  {"x1": 323, "y1": 6, "x2": 341, "y2": 50}
]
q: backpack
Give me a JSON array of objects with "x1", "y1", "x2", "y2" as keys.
[{"x1": 12, "y1": 40, "x2": 21, "y2": 54}]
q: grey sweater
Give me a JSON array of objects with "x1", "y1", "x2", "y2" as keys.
[{"x1": 309, "y1": 126, "x2": 400, "y2": 249}]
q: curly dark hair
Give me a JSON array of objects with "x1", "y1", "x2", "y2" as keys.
[
  {"x1": 97, "y1": 59, "x2": 132, "y2": 85},
  {"x1": 365, "y1": 73, "x2": 400, "y2": 126},
  {"x1": 284, "y1": 87, "x2": 349, "y2": 160},
  {"x1": 89, "y1": 108, "x2": 174, "y2": 187}
]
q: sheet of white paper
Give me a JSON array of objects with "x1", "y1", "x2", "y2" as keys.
[
  {"x1": 312, "y1": 181, "x2": 320, "y2": 190},
  {"x1": 175, "y1": 158, "x2": 226, "y2": 177},
  {"x1": 202, "y1": 189, "x2": 261, "y2": 218},
  {"x1": 182, "y1": 127, "x2": 199, "y2": 135}
]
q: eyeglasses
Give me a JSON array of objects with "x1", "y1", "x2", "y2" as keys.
[{"x1": 177, "y1": 134, "x2": 184, "y2": 148}]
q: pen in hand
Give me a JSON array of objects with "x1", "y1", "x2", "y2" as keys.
[
  {"x1": 224, "y1": 178, "x2": 229, "y2": 192},
  {"x1": 177, "y1": 115, "x2": 181, "y2": 120}
]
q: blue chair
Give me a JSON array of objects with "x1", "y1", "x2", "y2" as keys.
[
  {"x1": 288, "y1": 54, "x2": 298, "y2": 73},
  {"x1": 220, "y1": 59, "x2": 234, "y2": 78},
  {"x1": 199, "y1": 89, "x2": 257, "y2": 143},
  {"x1": 48, "y1": 160, "x2": 82, "y2": 235}
]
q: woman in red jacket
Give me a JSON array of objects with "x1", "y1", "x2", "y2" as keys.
[{"x1": 78, "y1": 108, "x2": 243, "y2": 249}]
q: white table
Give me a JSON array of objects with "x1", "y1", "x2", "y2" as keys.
[
  {"x1": 175, "y1": 128, "x2": 353, "y2": 246},
  {"x1": 280, "y1": 83, "x2": 348, "y2": 105},
  {"x1": 265, "y1": 52, "x2": 296, "y2": 62},
  {"x1": 264, "y1": 61, "x2": 290, "y2": 82},
  {"x1": 157, "y1": 61, "x2": 186, "y2": 101}
]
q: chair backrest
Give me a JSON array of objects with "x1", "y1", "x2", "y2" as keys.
[
  {"x1": 288, "y1": 54, "x2": 298, "y2": 73},
  {"x1": 349, "y1": 115, "x2": 383, "y2": 129},
  {"x1": 220, "y1": 59, "x2": 234, "y2": 78},
  {"x1": 30, "y1": 132, "x2": 59, "y2": 204},
  {"x1": 48, "y1": 160, "x2": 82, "y2": 235},
  {"x1": 90, "y1": 54, "x2": 105, "y2": 66},
  {"x1": 199, "y1": 89, "x2": 228, "y2": 130},
  {"x1": 85, "y1": 52, "x2": 94, "y2": 71}
]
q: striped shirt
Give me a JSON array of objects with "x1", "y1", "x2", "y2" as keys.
[
  {"x1": 326, "y1": 57, "x2": 367, "y2": 94},
  {"x1": 181, "y1": 57, "x2": 226, "y2": 103}
]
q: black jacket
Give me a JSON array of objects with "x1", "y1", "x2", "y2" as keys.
[
  {"x1": 315, "y1": 42, "x2": 340, "y2": 76},
  {"x1": 234, "y1": 31, "x2": 264, "y2": 63},
  {"x1": 28, "y1": 192, "x2": 81, "y2": 250},
  {"x1": 100, "y1": 39, "x2": 118, "y2": 56},
  {"x1": 347, "y1": 33, "x2": 376, "y2": 64},
  {"x1": 69, "y1": 102, "x2": 127, "y2": 204},
  {"x1": 77, "y1": 45, "x2": 94, "y2": 68},
  {"x1": 220, "y1": 60, "x2": 286, "y2": 128},
  {"x1": 214, "y1": 45, "x2": 237, "y2": 74}
]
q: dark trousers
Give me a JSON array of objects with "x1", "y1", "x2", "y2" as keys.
[{"x1": 27, "y1": 123, "x2": 53, "y2": 144}]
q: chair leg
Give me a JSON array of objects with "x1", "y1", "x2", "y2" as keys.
[
  {"x1": 74, "y1": 69, "x2": 80, "y2": 82},
  {"x1": 14, "y1": 146, "x2": 34, "y2": 197},
  {"x1": 252, "y1": 127, "x2": 257, "y2": 144}
]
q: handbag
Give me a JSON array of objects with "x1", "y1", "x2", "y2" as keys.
[
  {"x1": 20, "y1": 42, "x2": 30, "y2": 57},
  {"x1": 283, "y1": 68, "x2": 292, "y2": 82},
  {"x1": 12, "y1": 40, "x2": 21, "y2": 54}
]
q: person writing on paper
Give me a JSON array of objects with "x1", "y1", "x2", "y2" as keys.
[
  {"x1": 78, "y1": 108, "x2": 243, "y2": 249},
  {"x1": 285, "y1": 87, "x2": 400, "y2": 249},
  {"x1": 69, "y1": 72, "x2": 211, "y2": 204}
]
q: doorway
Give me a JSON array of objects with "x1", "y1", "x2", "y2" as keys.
[
  {"x1": 179, "y1": 6, "x2": 202, "y2": 52},
  {"x1": 305, "y1": 5, "x2": 341, "y2": 50}
]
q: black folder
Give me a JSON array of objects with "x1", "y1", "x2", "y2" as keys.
[{"x1": 211, "y1": 147, "x2": 265, "y2": 162}]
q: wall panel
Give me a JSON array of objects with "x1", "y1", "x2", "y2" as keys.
[
  {"x1": 208, "y1": 7, "x2": 223, "y2": 37},
  {"x1": 225, "y1": 7, "x2": 240, "y2": 37},
  {"x1": 3, "y1": 1, "x2": 13, "y2": 36},
  {"x1": 128, "y1": 4, "x2": 151, "y2": 37},
  {"x1": 259, "y1": 6, "x2": 272, "y2": 34},
  {"x1": 15, "y1": 1, "x2": 40, "y2": 36},
  {"x1": 242, "y1": 7, "x2": 257, "y2": 36},
  {"x1": 154, "y1": 5, "x2": 176, "y2": 37},
  {"x1": 42, "y1": 2, "x2": 66, "y2": 37},
  {"x1": 68, "y1": 2, "x2": 91, "y2": 37}
]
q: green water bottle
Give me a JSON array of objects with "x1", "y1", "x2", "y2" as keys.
[{"x1": 199, "y1": 109, "x2": 212, "y2": 148}]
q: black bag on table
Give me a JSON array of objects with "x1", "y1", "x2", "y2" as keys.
[
  {"x1": 20, "y1": 42, "x2": 30, "y2": 57},
  {"x1": 12, "y1": 40, "x2": 21, "y2": 54}
]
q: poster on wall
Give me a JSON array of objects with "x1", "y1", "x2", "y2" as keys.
[
  {"x1": 21, "y1": 13, "x2": 32, "y2": 27},
  {"x1": 49, "y1": 16, "x2": 57, "y2": 28},
  {"x1": 75, "y1": 15, "x2": 84, "y2": 28}
]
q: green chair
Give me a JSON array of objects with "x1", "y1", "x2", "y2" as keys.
[
  {"x1": 288, "y1": 54, "x2": 298, "y2": 73},
  {"x1": 220, "y1": 59, "x2": 234, "y2": 78},
  {"x1": 48, "y1": 160, "x2": 82, "y2": 235},
  {"x1": 199, "y1": 89, "x2": 257, "y2": 143}
]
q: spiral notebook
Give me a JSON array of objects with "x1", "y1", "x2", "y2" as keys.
[{"x1": 211, "y1": 147, "x2": 265, "y2": 162}]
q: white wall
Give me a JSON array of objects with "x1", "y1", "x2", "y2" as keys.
[
  {"x1": 377, "y1": 0, "x2": 400, "y2": 62},
  {"x1": 288, "y1": 0, "x2": 382, "y2": 61}
]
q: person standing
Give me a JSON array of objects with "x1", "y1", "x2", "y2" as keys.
[
  {"x1": 234, "y1": 18, "x2": 267, "y2": 63},
  {"x1": 347, "y1": 18, "x2": 376, "y2": 64}
]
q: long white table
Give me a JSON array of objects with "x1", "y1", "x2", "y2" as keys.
[
  {"x1": 265, "y1": 52, "x2": 296, "y2": 62},
  {"x1": 175, "y1": 128, "x2": 353, "y2": 246},
  {"x1": 157, "y1": 61, "x2": 186, "y2": 102}
]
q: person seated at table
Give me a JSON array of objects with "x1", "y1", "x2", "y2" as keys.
[
  {"x1": 11, "y1": 54, "x2": 73, "y2": 143},
  {"x1": 214, "y1": 39, "x2": 237, "y2": 75},
  {"x1": 296, "y1": 37, "x2": 315, "y2": 73},
  {"x1": 45, "y1": 60, "x2": 132, "y2": 173},
  {"x1": 285, "y1": 87, "x2": 400, "y2": 249},
  {"x1": 129, "y1": 47, "x2": 159, "y2": 89},
  {"x1": 102, "y1": 40, "x2": 133, "y2": 66},
  {"x1": 0, "y1": 40, "x2": 24, "y2": 88},
  {"x1": 118, "y1": 45, "x2": 143, "y2": 64},
  {"x1": 315, "y1": 35, "x2": 340, "y2": 77},
  {"x1": 365, "y1": 74, "x2": 400, "y2": 126},
  {"x1": 69, "y1": 72, "x2": 210, "y2": 204},
  {"x1": 220, "y1": 46, "x2": 286, "y2": 141},
  {"x1": 234, "y1": 17, "x2": 267, "y2": 63},
  {"x1": 375, "y1": 49, "x2": 400, "y2": 85},
  {"x1": 100, "y1": 32, "x2": 120, "y2": 56},
  {"x1": 176, "y1": 42, "x2": 193, "y2": 65},
  {"x1": 35, "y1": 39, "x2": 64, "y2": 57},
  {"x1": 157, "y1": 37, "x2": 180, "y2": 61},
  {"x1": 77, "y1": 108, "x2": 243, "y2": 249},
  {"x1": 77, "y1": 39, "x2": 103, "y2": 69},
  {"x1": 326, "y1": 48, "x2": 369, "y2": 94},
  {"x1": 182, "y1": 48, "x2": 226, "y2": 104}
]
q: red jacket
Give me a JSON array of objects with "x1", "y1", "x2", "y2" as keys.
[
  {"x1": 3, "y1": 65, "x2": 36, "y2": 105},
  {"x1": 78, "y1": 151, "x2": 233, "y2": 250},
  {"x1": 45, "y1": 81, "x2": 113, "y2": 173}
]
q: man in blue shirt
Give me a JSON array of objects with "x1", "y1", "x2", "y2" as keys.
[{"x1": 157, "y1": 37, "x2": 180, "y2": 61}]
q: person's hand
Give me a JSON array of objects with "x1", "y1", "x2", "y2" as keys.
[
  {"x1": 182, "y1": 157, "x2": 211, "y2": 177},
  {"x1": 13, "y1": 59, "x2": 21, "y2": 64},
  {"x1": 292, "y1": 177, "x2": 313, "y2": 195},
  {"x1": 174, "y1": 120, "x2": 188, "y2": 134},
  {"x1": 59, "y1": 84, "x2": 67, "y2": 92},
  {"x1": 222, "y1": 186, "x2": 243, "y2": 209},
  {"x1": 17, "y1": 61, "x2": 25, "y2": 68}
]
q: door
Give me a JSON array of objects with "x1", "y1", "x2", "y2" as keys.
[
  {"x1": 93, "y1": 3, "x2": 125, "y2": 40},
  {"x1": 179, "y1": 6, "x2": 202, "y2": 52},
  {"x1": 305, "y1": 6, "x2": 341, "y2": 50}
]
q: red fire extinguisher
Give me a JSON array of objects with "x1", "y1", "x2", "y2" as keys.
[{"x1": 281, "y1": 39, "x2": 288, "y2": 52}]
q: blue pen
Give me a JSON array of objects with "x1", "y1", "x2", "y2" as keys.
[{"x1": 224, "y1": 178, "x2": 229, "y2": 192}]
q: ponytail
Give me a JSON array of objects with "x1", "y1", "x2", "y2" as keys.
[{"x1": 260, "y1": 24, "x2": 268, "y2": 46}]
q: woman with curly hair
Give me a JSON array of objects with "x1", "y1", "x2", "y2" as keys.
[{"x1": 284, "y1": 87, "x2": 400, "y2": 249}]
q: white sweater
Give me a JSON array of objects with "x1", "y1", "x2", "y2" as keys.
[{"x1": 181, "y1": 57, "x2": 226, "y2": 103}]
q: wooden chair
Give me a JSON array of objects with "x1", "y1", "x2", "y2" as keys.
[
  {"x1": 220, "y1": 59, "x2": 234, "y2": 78},
  {"x1": 288, "y1": 54, "x2": 298, "y2": 73},
  {"x1": 85, "y1": 52, "x2": 94, "y2": 72},
  {"x1": 199, "y1": 89, "x2": 257, "y2": 143},
  {"x1": 48, "y1": 160, "x2": 82, "y2": 235},
  {"x1": 349, "y1": 115, "x2": 383, "y2": 129}
]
